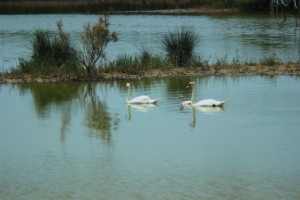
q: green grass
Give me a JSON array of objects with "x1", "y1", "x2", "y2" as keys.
[{"x1": 103, "y1": 50, "x2": 168, "y2": 74}]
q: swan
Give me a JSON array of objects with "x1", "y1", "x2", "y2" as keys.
[
  {"x1": 125, "y1": 83, "x2": 160, "y2": 104},
  {"x1": 186, "y1": 82, "x2": 226, "y2": 107}
]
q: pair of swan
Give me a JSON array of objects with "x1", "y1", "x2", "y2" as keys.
[
  {"x1": 125, "y1": 82, "x2": 226, "y2": 107},
  {"x1": 182, "y1": 82, "x2": 226, "y2": 107}
]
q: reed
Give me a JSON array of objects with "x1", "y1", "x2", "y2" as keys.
[
  {"x1": 259, "y1": 54, "x2": 281, "y2": 66},
  {"x1": 16, "y1": 23, "x2": 78, "y2": 74},
  {"x1": 162, "y1": 27, "x2": 199, "y2": 67},
  {"x1": 102, "y1": 45, "x2": 167, "y2": 74}
]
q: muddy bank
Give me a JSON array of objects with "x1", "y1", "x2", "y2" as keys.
[
  {"x1": 113, "y1": 8, "x2": 240, "y2": 15},
  {"x1": 1, "y1": 64, "x2": 300, "y2": 83}
]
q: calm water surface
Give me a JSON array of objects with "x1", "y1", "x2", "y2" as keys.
[
  {"x1": 1, "y1": 14, "x2": 300, "y2": 71},
  {"x1": 1, "y1": 76, "x2": 300, "y2": 199}
]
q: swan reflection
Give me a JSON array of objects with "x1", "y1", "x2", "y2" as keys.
[
  {"x1": 194, "y1": 106, "x2": 225, "y2": 114},
  {"x1": 126, "y1": 104, "x2": 159, "y2": 121},
  {"x1": 181, "y1": 104, "x2": 225, "y2": 127}
]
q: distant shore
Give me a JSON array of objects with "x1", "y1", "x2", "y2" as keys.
[
  {"x1": 112, "y1": 8, "x2": 240, "y2": 15},
  {"x1": 1, "y1": 64, "x2": 299, "y2": 83},
  {"x1": 0, "y1": 0, "x2": 272, "y2": 15}
]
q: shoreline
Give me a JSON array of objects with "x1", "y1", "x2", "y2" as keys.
[
  {"x1": 112, "y1": 8, "x2": 241, "y2": 15},
  {"x1": 1, "y1": 64, "x2": 299, "y2": 83}
]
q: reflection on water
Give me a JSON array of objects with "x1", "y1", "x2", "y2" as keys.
[
  {"x1": 126, "y1": 104, "x2": 159, "y2": 121},
  {"x1": 1, "y1": 76, "x2": 300, "y2": 200},
  {"x1": 17, "y1": 83, "x2": 82, "y2": 117},
  {"x1": 181, "y1": 105, "x2": 226, "y2": 128},
  {"x1": 84, "y1": 84, "x2": 119, "y2": 143},
  {"x1": 15, "y1": 83, "x2": 120, "y2": 143}
]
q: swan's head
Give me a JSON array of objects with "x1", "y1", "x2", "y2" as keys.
[
  {"x1": 186, "y1": 82, "x2": 195, "y2": 88},
  {"x1": 125, "y1": 83, "x2": 131, "y2": 88}
]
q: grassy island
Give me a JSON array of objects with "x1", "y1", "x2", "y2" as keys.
[{"x1": 1, "y1": 2, "x2": 300, "y2": 83}]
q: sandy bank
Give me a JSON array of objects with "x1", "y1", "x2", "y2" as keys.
[{"x1": 1, "y1": 64, "x2": 299, "y2": 83}]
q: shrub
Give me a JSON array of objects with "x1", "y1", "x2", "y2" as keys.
[
  {"x1": 162, "y1": 27, "x2": 199, "y2": 67},
  {"x1": 78, "y1": 14, "x2": 118, "y2": 77}
]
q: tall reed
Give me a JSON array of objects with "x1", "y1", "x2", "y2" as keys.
[
  {"x1": 162, "y1": 27, "x2": 199, "y2": 67},
  {"x1": 17, "y1": 22, "x2": 78, "y2": 74}
]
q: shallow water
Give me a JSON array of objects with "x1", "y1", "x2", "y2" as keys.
[
  {"x1": 1, "y1": 76, "x2": 300, "y2": 199},
  {"x1": 1, "y1": 14, "x2": 300, "y2": 71}
]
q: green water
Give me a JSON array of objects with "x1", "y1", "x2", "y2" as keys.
[{"x1": 1, "y1": 76, "x2": 300, "y2": 199}]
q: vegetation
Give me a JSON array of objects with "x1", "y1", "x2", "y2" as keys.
[
  {"x1": 78, "y1": 14, "x2": 118, "y2": 77},
  {"x1": 17, "y1": 21, "x2": 78, "y2": 75},
  {"x1": 6, "y1": 13, "x2": 299, "y2": 82},
  {"x1": 104, "y1": 52, "x2": 168, "y2": 74},
  {"x1": 15, "y1": 14, "x2": 118, "y2": 78},
  {"x1": 162, "y1": 28, "x2": 199, "y2": 67},
  {"x1": 0, "y1": 0, "x2": 283, "y2": 14}
]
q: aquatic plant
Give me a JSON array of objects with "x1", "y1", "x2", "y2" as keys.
[{"x1": 162, "y1": 27, "x2": 199, "y2": 67}]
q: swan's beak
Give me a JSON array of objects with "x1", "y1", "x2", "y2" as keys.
[{"x1": 186, "y1": 85, "x2": 190, "y2": 88}]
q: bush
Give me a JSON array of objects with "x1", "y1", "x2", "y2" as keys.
[
  {"x1": 78, "y1": 14, "x2": 118, "y2": 77},
  {"x1": 17, "y1": 21, "x2": 78, "y2": 74},
  {"x1": 162, "y1": 27, "x2": 199, "y2": 67}
]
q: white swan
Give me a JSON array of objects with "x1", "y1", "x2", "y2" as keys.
[
  {"x1": 185, "y1": 82, "x2": 226, "y2": 107},
  {"x1": 125, "y1": 83, "x2": 160, "y2": 104}
]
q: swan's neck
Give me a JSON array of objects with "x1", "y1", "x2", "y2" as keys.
[
  {"x1": 191, "y1": 84, "x2": 196, "y2": 104},
  {"x1": 126, "y1": 86, "x2": 131, "y2": 103}
]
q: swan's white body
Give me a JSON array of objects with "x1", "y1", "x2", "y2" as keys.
[
  {"x1": 185, "y1": 82, "x2": 226, "y2": 107},
  {"x1": 125, "y1": 83, "x2": 160, "y2": 104},
  {"x1": 181, "y1": 100, "x2": 192, "y2": 105},
  {"x1": 193, "y1": 99, "x2": 226, "y2": 107}
]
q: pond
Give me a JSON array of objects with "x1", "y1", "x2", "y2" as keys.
[
  {"x1": 1, "y1": 14, "x2": 300, "y2": 71},
  {"x1": 1, "y1": 76, "x2": 300, "y2": 199}
]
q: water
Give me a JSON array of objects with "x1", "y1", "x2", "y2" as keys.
[
  {"x1": 1, "y1": 14, "x2": 300, "y2": 71},
  {"x1": 1, "y1": 76, "x2": 300, "y2": 199}
]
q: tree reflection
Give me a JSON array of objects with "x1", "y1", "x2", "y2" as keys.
[
  {"x1": 16, "y1": 82, "x2": 120, "y2": 144},
  {"x1": 17, "y1": 83, "x2": 82, "y2": 117},
  {"x1": 83, "y1": 83, "x2": 119, "y2": 144},
  {"x1": 166, "y1": 77, "x2": 192, "y2": 93}
]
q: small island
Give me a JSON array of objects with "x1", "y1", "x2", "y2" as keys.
[{"x1": 1, "y1": 0, "x2": 300, "y2": 83}]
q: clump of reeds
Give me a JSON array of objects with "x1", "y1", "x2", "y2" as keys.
[
  {"x1": 17, "y1": 21, "x2": 78, "y2": 74},
  {"x1": 259, "y1": 54, "x2": 281, "y2": 66},
  {"x1": 162, "y1": 27, "x2": 199, "y2": 67}
]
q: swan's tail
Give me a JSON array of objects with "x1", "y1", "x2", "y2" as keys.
[
  {"x1": 218, "y1": 101, "x2": 227, "y2": 107},
  {"x1": 151, "y1": 98, "x2": 160, "y2": 104}
]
